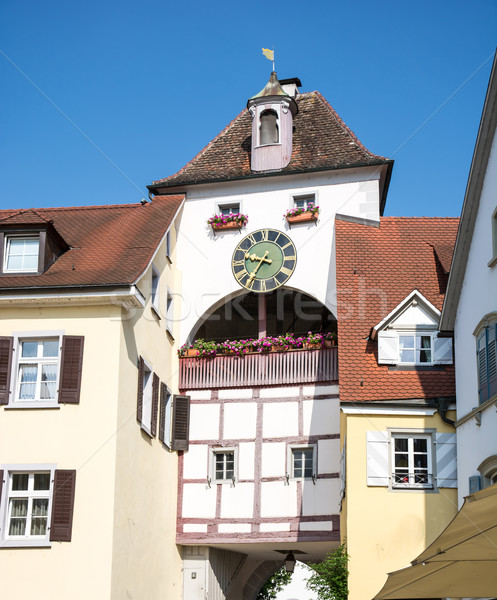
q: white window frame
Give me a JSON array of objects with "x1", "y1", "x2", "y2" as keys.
[
  {"x1": 0, "y1": 463, "x2": 56, "y2": 547},
  {"x1": 216, "y1": 201, "x2": 242, "y2": 216},
  {"x1": 390, "y1": 432, "x2": 434, "y2": 490},
  {"x1": 211, "y1": 447, "x2": 237, "y2": 484},
  {"x1": 166, "y1": 289, "x2": 174, "y2": 337},
  {"x1": 288, "y1": 444, "x2": 316, "y2": 480},
  {"x1": 257, "y1": 106, "x2": 281, "y2": 147},
  {"x1": 292, "y1": 192, "x2": 317, "y2": 211},
  {"x1": 140, "y1": 358, "x2": 153, "y2": 436},
  {"x1": 9, "y1": 331, "x2": 64, "y2": 409},
  {"x1": 151, "y1": 265, "x2": 160, "y2": 316},
  {"x1": 162, "y1": 385, "x2": 173, "y2": 449},
  {"x1": 3, "y1": 234, "x2": 40, "y2": 273},
  {"x1": 397, "y1": 331, "x2": 434, "y2": 365}
]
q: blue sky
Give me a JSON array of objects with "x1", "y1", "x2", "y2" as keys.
[{"x1": 1, "y1": 1, "x2": 495, "y2": 216}]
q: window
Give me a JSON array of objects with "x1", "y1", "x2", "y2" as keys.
[
  {"x1": 151, "y1": 266, "x2": 160, "y2": 314},
  {"x1": 259, "y1": 109, "x2": 279, "y2": 145},
  {"x1": 4, "y1": 235, "x2": 39, "y2": 273},
  {"x1": 213, "y1": 449, "x2": 235, "y2": 482},
  {"x1": 477, "y1": 322, "x2": 497, "y2": 404},
  {"x1": 391, "y1": 434, "x2": 432, "y2": 488},
  {"x1": 136, "y1": 357, "x2": 159, "y2": 437},
  {"x1": 166, "y1": 290, "x2": 174, "y2": 337},
  {"x1": 0, "y1": 466, "x2": 76, "y2": 546},
  {"x1": 293, "y1": 194, "x2": 316, "y2": 211},
  {"x1": 492, "y1": 208, "x2": 497, "y2": 260},
  {"x1": 16, "y1": 338, "x2": 59, "y2": 402},
  {"x1": 0, "y1": 334, "x2": 84, "y2": 407},
  {"x1": 166, "y1": 230, "x2": 171, "y2": 259},
  {"x1": 290, "y1": 446, "x2": 315, "y2": 479},
  {"x1": 218, "y1": 203, "x2": 240, "y2": 216},
  {"x1": 366, "y1": 430, "x2": 456, "y2": 490},
  {"x1": 398, "y1": 334, "x2": 432, "y2": 364},
  {"x1": 159, "y1": 383, "x2": 172, "y2": 447}
]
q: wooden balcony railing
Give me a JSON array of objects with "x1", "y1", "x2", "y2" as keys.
[{"x1": 179, "y1": 347, "x2": 338, "y2": 390}]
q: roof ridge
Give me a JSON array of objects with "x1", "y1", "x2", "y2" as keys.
[
  {"x1": 313, "y1": 91, "x2": 390, "y2": 162},
  {"x1": 0, "y1": 208, "x2": 53, "y2": 223},
  {"x1": 152, "y1": 107, "x2": 248, "y2": 185}
]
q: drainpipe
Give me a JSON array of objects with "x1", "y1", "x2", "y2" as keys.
[{"x1": 428, "y1": 397, "x2": 455, "y2": 427}]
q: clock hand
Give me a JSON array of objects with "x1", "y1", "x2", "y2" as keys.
[
  {"x1": 248, "y1": 251, "x2": 270, "y2": 281},
  {"x1": 245, "y1": 252, "x2": 272, "y2": 265}
]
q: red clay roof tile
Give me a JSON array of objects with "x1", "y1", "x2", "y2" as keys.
[
  {"x1": 335, "y1": 217, "x2": 459, "y2": 402},
  {"x1": 0, "y1": 195, "x2": 184, "y2": 290}
]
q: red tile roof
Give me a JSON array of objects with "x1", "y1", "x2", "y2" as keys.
[
  {"x1": 335, "y1": 217, "x2": 459, "y2": 402},
  {"x1": 0, "y1": 195, "x2": 184, "y2": 290},
  {"x1": 149, "y1": 91, "x2": 391, "y2": 190}
]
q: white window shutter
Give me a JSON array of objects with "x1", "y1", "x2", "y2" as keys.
[
  {"x1": 436, "y1": 432, "x2": 457, "y2": 488},
  {"x1": 433, "y1": 336, "x2": 453, "y2": 364},
  {"x1": 366, "y1": 431, "x2": 389, "y2": 486},
  {"x1": 378, "y1": 330, "x2": 398, "y2": 364}
]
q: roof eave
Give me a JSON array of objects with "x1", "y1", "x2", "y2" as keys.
[
  {"x1": 148, "y1": 159, "x2": 394, "y2": 194},
  {"x1": 440, "y1": 51, "x2": 497, "y2": 332}
]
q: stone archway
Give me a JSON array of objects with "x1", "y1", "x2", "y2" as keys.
[{"x1": 241, "y1": 561, "x2": 282, "y2": 600}]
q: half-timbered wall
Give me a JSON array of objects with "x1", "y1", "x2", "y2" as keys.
[{"x1": 177, "y1": 384, "x2": 341, "y2": 545}]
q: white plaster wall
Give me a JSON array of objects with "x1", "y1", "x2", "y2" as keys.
[
  {"x1": 220, "y1": 483, "x2": 254, "y2": 518},
  {"x1": 261, "y1": 442, "x2": 286, "y2": 477},
  {"x1": 263, "y1": 402, "x2": 298, "y2": 437},
  {"x1": 260, "y1": 481, "x2": 298, "y2": 517},
  {"x1": 175, "y1": 168, "x2": 381, "y2": 343},
  {"x1": 454, "y1": 132, "x2": 497, "y2": 502},
  {"x1": 183, "y1": 483, "x2": 217, "y2": 518},
  {"x1": 183, "y1": 444, "x2": 209, "y2": 479},
  {"x1": 238, "y1": 442, "x2": 255, "y2": 479},
  {"x1": 317, "y1": 438, "x2": 341, "y2": 473},
  {"x1": 303, "y1": 398, "x2": 340, "y2": 436},
  {"x1": 302, "y1": 479, "x2": 341, "y2": 515},
  {"x1": 189, "y1": 404, "x2": 220, "y2": 440},
  {"x1": 393, "y1": 304, "x2": 438, "y2": 326},
  {"x1": 223, "y1": 402, "x2": 257, "y2": 439}
]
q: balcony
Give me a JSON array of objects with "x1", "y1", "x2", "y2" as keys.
[{"x1": 179, "y1": 347, "x2": 338, "y2": 390}]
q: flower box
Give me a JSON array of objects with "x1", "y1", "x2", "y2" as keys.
[
  {"x1": 181, "y1": 349, "x2": 199, "y2": 358},
  {"x1": 286, "y1": 211, "x2": 318, "y2": 225},
  {"x1": 211, "y1": 221, "x2": 243, "y2": 232}
]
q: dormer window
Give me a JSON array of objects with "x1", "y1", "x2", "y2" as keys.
[
  {"x1": 259, "y1": 109, "x2": 279, "y2": 145},
  {"x1": 4, "y1": 235, "x2": 39, "y2": 273}
]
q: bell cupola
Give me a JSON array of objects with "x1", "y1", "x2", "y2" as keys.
[{"x1": 247, "y1": 72, "x2": 298, "y2": 172}]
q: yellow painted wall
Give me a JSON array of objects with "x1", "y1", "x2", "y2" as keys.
[
  {"x1": 0, "y1": 304, "x2": 121, "y2": 599},
  {"x1": 0, "y1": 222, "x2": 184, "y2": 599},
  {"x1": 110, "y1": 225, "x2": 183, "y2": 599},
  {"x1": 341, "y1": 410, "x2": 458, "y2": 600}
]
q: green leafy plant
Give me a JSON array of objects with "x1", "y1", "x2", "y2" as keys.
[
  {"x1": 306, "y1": 543, "x2": 349, "y2": 600},
  {"x1": 207, "y1": 212, "x2": 248, "y2": 227},
  {"x1": 284, "y1": 202, "x2": 320, "y2": 219},
  {"x1": 256, "y1": 566, "x2": 292, "y2": 600}
]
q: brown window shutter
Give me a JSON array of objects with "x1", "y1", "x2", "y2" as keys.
[
  {"x1": 50, "y1": 469, "x2": 76, "y2": 542},
  {"x1": 171, "y1": 394, "x2": 190, "y2": 451},
  {"x1": 159, "y1": 383, "x2": 167, "y2": 443},
  {"x1": 58, "y1": 336, "x2": 84, "y2": 404},
  {"x1": 151, "y1": 373, "x2": 159, "y2": 437},
  {"x1": 0, "y1": 337, "x2": 13, "y2": 405},
  {"x1": 137, "y1": 356, "x2": 144, "y2": 423}
]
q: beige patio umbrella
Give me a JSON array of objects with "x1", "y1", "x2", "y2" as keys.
[{"x1": 374, "y1": 483, "x2": 497, "y2": 599}]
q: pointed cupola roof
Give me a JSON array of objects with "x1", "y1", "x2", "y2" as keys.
[{"x1": 247, "y1": 71, "x2": 298, "y2": 115}]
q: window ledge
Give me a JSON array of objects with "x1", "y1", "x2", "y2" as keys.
[
  {"x1": 140, "y1": 422, "x2": 154, "y2": 438},
  {"x1": 388, "y1": 365, "x2": 446, "y2": 371},
  {"x1": 151, "y1": 304, "x2": 161, "y2": 320},
  {"x1": 0, "y1": 539, "x2": 52, "y2": 548},
  {"x1": 166, "y1": 255, "x2": 172, "y2": 265},
  {"x1": 488, "y1": 255, "x2": 497, "y2": 268},
  {"x1": 166, "y1": 328, "x2": 174, "y2": 342},
  {"x1": 5, "y1": 402, "x2": 60, "y2": 410},
  {"x1": 455, "y1": 394, "x2": 497, "y2": 427}
]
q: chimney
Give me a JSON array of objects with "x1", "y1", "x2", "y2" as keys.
[{"x1": 279, "y1": 77, "x2": 302, "y2": 98}]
